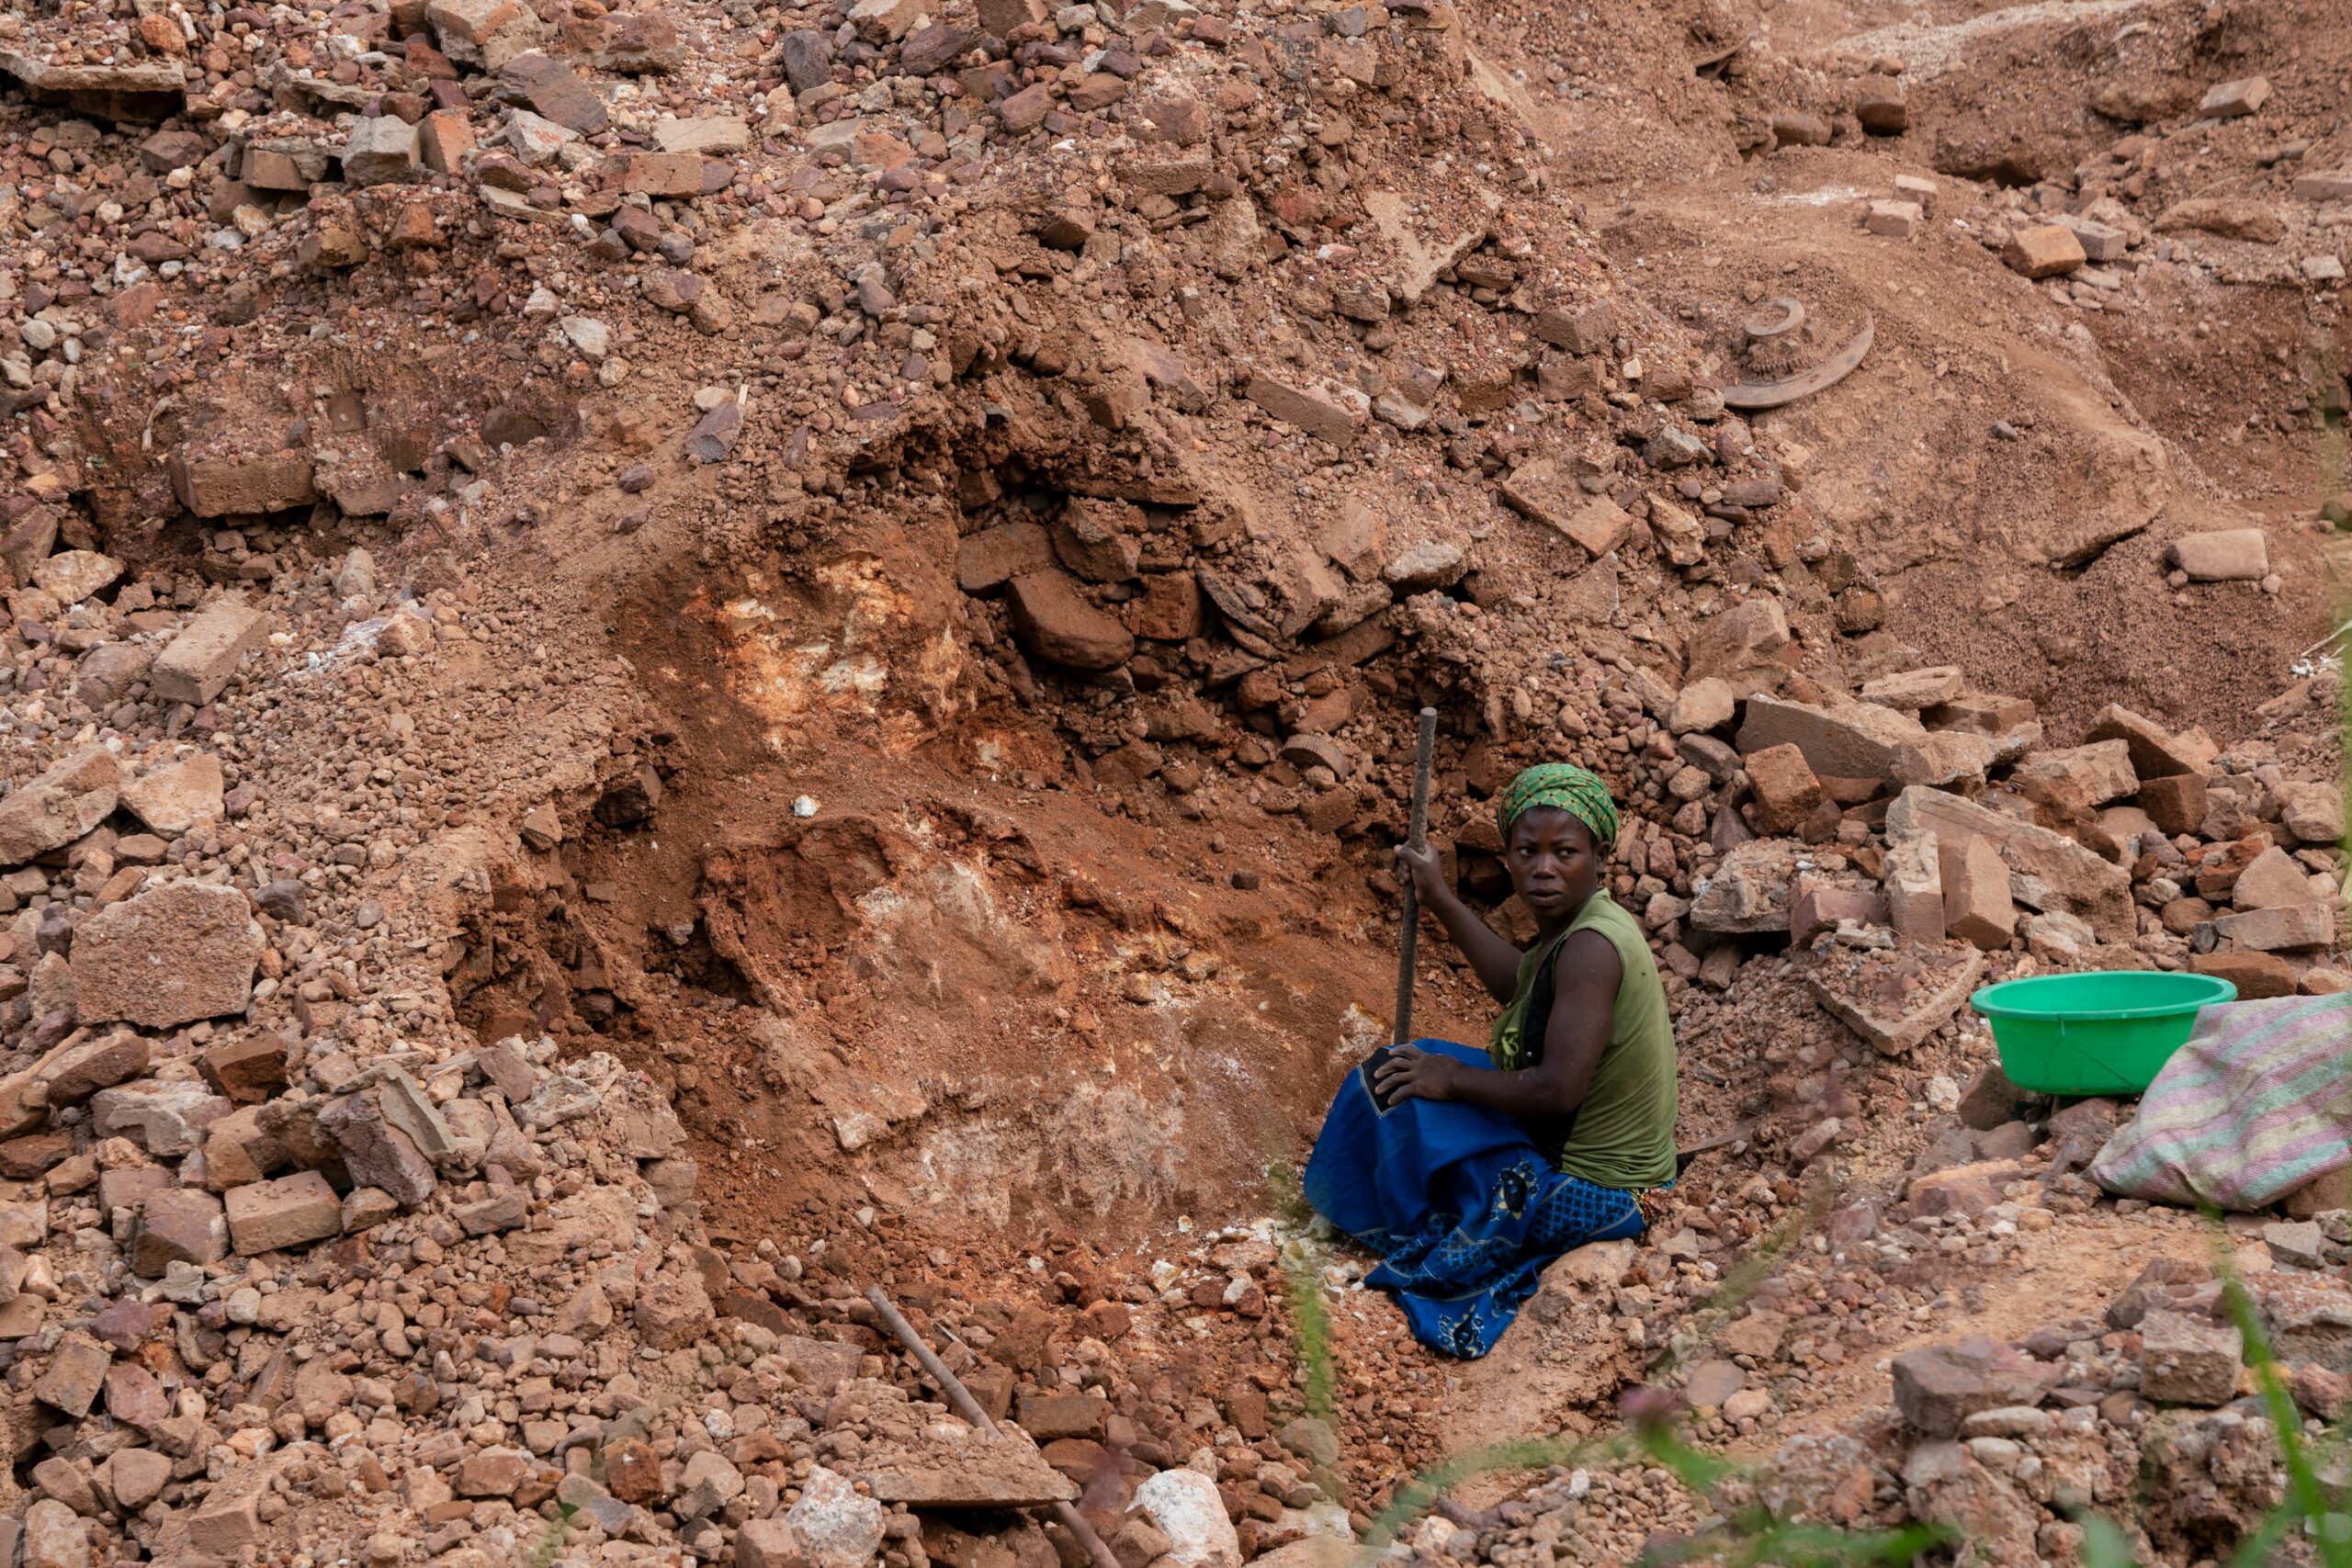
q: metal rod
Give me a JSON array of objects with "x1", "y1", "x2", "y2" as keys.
[
  {"x1": 865, "y1": 1287, "x2": 1124, "y2": 1568},
  {"x1": 2294, "y1": 617, "x2": 2352, "y2": 662},
  {"x1": 1391, "y1": 707, "x2": 1439, "y2": 1046}
]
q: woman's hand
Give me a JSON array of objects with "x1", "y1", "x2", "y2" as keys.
[
  {"x1": 1393, "y1": 840, "x2": 1446, "y2": 906},
  {"x1": 1371, "y1": 1043, "x2": 1459, "y2": 1105}
]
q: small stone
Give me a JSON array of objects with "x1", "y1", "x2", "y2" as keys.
[{"x1": 2198, "y1": 75, "x2": 2270, "y2": 118}]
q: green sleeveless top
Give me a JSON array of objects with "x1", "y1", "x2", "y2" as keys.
[{"x1": 1487, "y1": 891, "x2": 1679, "y2": 1190}]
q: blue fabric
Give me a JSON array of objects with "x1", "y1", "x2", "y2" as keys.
[{"x1": 1303, "y1": 1040, "x2": 1653, "y2": 1358}]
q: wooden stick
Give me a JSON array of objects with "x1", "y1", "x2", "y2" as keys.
[
  {"x1": 865, "y1": 1287, "x2": 1125, "y2": 1568},
  {"x1": 1392, "y1": 707, "x2": 1439, "y2": 1046}
]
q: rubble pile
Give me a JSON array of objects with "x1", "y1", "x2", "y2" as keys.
[{"x1": 1741, "y1": 1221, "x2": 2352, "y2": 1568}]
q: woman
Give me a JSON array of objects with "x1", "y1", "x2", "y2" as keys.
[{"x1": 1303, "y1": 763, "x2": 1679, "y2": 1357}]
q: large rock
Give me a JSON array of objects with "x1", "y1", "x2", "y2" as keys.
[
  {"x1": 1736, "y1": 694, "x2": 1927, "y2": 782},
  {"x1": 1007, "y1": 571, "x2": 1135, "y2": 671},
  {"x1": 1132, "y1": 1467, "x2": 1243, "y2": 1568},
  {"x1": 1939, "y1": 834, "x2": 2017, "y2": 950},
  {"x1": 1891, "y1": 1338, "x2": 2060, "y2": 1437},
  {"x1": 1883, "y1": 832, "x2": 1943, "y2": 945},
  {"x1": 957, "y1": 523, "x2": 1057, "y2": 594},
  {"x1": 21, "y1": 1499, "x2": 87, "y2": 1568},
  {"x1": 1884, "y1": 786, "x2": 2132, "y2": 940},
  {"x1": 1246, "y1": 375, "x2": 1362, "y2": 446},
  {"x1": 2231, "y1": 845, "x2": 2319, "y2": 910},
  {"x1": 132, "y1": 1188, "x2": 229, "y2": 1275},
  {"x1": 634, "y1": 1267, "x2": 715, "y2": 1348},
  {"x1": 1859, "y1": 667, "x2": 1962, "y2": 709},
  {"x1": 1745, "y1": 743, "x2": 1822, "y2": 834},
  {"x1": 787, "y1": 1465, "x2": 887, "y2": 1568},
  {"x1": 2170, "y1": 529, "x2": 2267, "y2": 581},
  {"x1": 72, "y1": 882, "x2": 264, "y2": 1029},
  {"x1": 2249, "y1": 1275, "x2": 2352, "y2": 1371},
  {"x1": 91, "y1": 1078, "x2": 232, "y2": 1156},
  {"x1": 1499, "y1": 460, "x2": 1629, "y2": 558},
  {"x1": 2214, "y1": 901, "x2": 2334, "y2": 952},
  {"x1": 653, "y1": 115, "x2": 750, "y2": 154},
  {"x1": 2275, "y1": 781, "x2": 2345, "y2": 844},
  {"x1": 321, "y1": 1090, "x2": 437, "y2": 1207},
  {"x1": 500, "y1": 51, "x2": 608, "y2": 134},
  {"x1": 855, "y1": 1429, "x2": 1079, "y2": 1507},
  {"x1": 31, "y1": 549, "x2": 121, "y2": 604},
  {"x1": 1808, "y1": 944, "x2": 1984, "y2": 1055},
  {"x1": 0, "y1": 748, "x2": 119, "y2": 866}
]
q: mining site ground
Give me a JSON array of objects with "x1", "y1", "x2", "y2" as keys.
[{"x1": 0, "y1": 0, "x2": 2348, "y2": 1562}]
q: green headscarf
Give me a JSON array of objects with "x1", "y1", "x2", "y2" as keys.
[{"x1": 1497, "y1": 762, "x2": 1618, "y2": 850}]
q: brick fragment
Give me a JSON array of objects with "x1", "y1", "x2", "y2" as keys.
[
  {"x1": 151, "y1": 598, "x2": 269, "y2": 705},
  {"x1": 1938, "y1": 834, "x2": 2015, "y2": 951},
  {"x1": 168, "y1": 450, "x2": 316, "y2": 519},
  {"x1": 2002, "y1": 224, "x2": 2086, "y2": 278},
  {"x1": 224, "y1": 1170, "x2": 344, "y2": 1255}
]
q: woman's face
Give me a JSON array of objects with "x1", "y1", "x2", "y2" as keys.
[{"x1": 1506, "y1": 807, "x2": 1602, "y2": 924}]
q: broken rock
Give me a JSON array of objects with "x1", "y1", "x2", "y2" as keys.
[
  {"x1": 1500, "y1": 460, "x2": 1629, "y2": 558},
  {"x1": 0, "y1": 748, "x2": 119, "y2": 867},
  {"x1": 72, "y1": 882, "x2": 265, "y2": 1030},
  {"x1": 2011, "y1": 740, "x2": 2137, "y2": 816},
  {"x1": 120, "y1": 753, "x2": 226, "y2": 837},
  {"x1": 1887, "y1": 786, "x2": 2132, "y2": 940},
  {"x1": 1737, "y1": 694, "x2": 1927, "y2": 783},
  {"x1": 1891, "y1": 1338, "x2": 2060, "y2": 1437},
  {"x1": 1247, "y1": 374, "x2": 1363, "y2": 446},
  {"x1": 2002, "y1": 225, "x2": 2086, "y2": 278},
  {"x1": 1132, "y1": 1466, "x2": 1243, "y2": 1568},
  {"x1": 1008, "y1": 571, "x2": 1135, "y2": 671},
  {"x1": 2139, "y1": 1310, "x2": 2243, "y2": 1405},
  {"x1": 224, "y1": 1170, "x2": 344, "y2": 1254},
  {"x1": 788, "y1": 1465, "x2": 887, "y2": 1568}
]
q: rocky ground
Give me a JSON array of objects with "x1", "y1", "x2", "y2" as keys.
[{"x1": 0, "y1": 0, "x2": 2349, "y2": 1562}]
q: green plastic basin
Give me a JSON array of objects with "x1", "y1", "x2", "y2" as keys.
[{"x1": 1968, "y1": 971, "x2": 2237, "y2": 1096}]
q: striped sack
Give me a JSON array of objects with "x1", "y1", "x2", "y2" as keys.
[{"x1": 2089, "y1": 993, "x2": 2352, "y2": 1212}]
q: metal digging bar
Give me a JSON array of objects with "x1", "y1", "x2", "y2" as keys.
[{"x1": 864, "y1": 1286, "x2": 1125, "y2": 1568}]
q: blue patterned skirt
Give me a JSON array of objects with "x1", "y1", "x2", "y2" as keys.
[{"x1": 1303, "y1": 1039, "x2": 1652, "y2": 1358}]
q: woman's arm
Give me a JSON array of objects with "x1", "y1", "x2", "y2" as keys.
[
  {"x1": 1374, "y1": 931, "x2": 1623, "y2": 1118},
  {"x1": 1394, "y1": 841, "x2": 1524, "y2": 1003}
]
